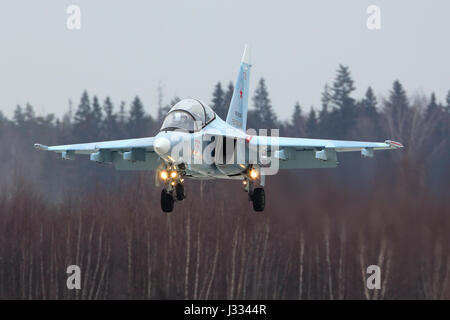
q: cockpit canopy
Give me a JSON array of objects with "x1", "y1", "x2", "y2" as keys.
[{"x1": 160, "y1": 98, "x2": 215, "y2": 132}]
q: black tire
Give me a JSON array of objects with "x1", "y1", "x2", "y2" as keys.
[
  {"x1": 252, "y1": 187, "x2": 265, "y2": 212},
  {"x1": 161, "y1": 189, "x2": 174, "y2": 212},
  {"x1": 175, "y1": 183, "x2": 185, "y2": 201}
]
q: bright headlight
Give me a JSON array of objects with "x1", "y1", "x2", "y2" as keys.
[
  {"x1": 170, "y1": 171, "x2": 177, "y2": 178},
  {"x1": 160, "y1": 171, "x2": 168, "y2": 180},
  {"x1": 250, "y1": 169, "x2": 258, "y2": 179}
]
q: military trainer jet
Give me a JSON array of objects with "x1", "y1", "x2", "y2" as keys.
[{"x1": 35, "y1": 45, "x2": 403, "y2": 212}]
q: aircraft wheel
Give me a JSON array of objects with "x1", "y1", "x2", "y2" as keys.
[
  {"x1": 252, "y1": 187, "x2": 265, "y2": 212},
  {"x1": 161, "y1": 189, "x2": 174, "y2": 212},
  {"x1": 175, "y1": 183, "x2": 185, "y2": 201}
]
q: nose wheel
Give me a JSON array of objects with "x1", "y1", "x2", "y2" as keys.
[
  {"x1": 160, "y1": 183, "x2": 185, "y2": 213},
  {"x1": 161, "y1": 189, "x2": 174, "y2": 212},
  {"x1": 158, "y1": 165, "x2": 186, "y2": 212}
]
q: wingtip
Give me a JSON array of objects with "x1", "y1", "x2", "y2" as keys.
[
  {"x1": 241, "y1": 44, "x2": 250, "y2": 64},
  {"x1": 385, "y1": 140, "x2": 404, "y2": 149},
  {"x1": 34, "y1": 143, "x2": 48, "y2": 150}
]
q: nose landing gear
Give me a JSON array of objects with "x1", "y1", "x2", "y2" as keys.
[{"x1": 158, "y1": 165, "x2": 187, "y2": 212}]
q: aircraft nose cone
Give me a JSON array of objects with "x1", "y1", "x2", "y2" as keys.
[{"x1": 154, "y1": 137, "x2": 171, "y2": 156}]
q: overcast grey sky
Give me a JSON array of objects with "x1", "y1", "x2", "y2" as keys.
[{"x1": 0, "y1": 0, "x2": 449, "y2": 120}]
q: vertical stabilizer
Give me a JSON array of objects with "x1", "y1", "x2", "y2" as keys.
[{"x1": 226, "y1": 45, "x2": 251, "y2": 131}]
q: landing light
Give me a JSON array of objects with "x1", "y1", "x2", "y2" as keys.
[
  {"x1": 160, "y1": 171, "x2": 168, "y2": 180},
  {"x1": 250, "y1": 169, "x2": 258, "y2": 179},
  {"x1": 170, "y1": 171, "x2": 177, "y2": 178}
]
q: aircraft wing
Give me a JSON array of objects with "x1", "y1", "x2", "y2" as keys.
[
  {"x1": 34, "y1": 137, "x2": 159, "y2": 170},
  {"x1": 250, "y1": 136, "x2": 403, "y2": 169},
  {"x1": 35, "y1": 137, "x2": 155, "y2": 154}
]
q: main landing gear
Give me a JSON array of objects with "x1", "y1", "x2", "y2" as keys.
[
  {"x1": 243, "y1": 172, "x2": 265, "y2": 212},
  {"x1": 251, "y1": 187, "x2": 265, "y2": 212}
]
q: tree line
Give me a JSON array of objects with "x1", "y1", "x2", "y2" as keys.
[
  {"x1": 3, "y1": 64, "x2": 449, "y2": 143},
  {"x1": 0, "y1": 64, "x2": 448, "y2": 198}
]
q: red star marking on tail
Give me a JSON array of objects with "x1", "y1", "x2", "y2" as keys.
[{"x1": 240, "y1": 90, "x2": 243, "y2": 99}]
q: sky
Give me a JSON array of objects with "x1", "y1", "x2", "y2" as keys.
[{"x1": 0, "y1": 0, "x2": 449, "y2": 121}]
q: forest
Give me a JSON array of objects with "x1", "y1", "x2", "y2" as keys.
[{"x1": 0, "y1": 65, "x2": 448, "y2": 299}]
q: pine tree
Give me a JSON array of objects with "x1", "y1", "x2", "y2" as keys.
[
  {"x1": 330, "y1": 65, "x2": 357, "y2": 137},
  {"x1": 74, "y1": 91, "x2": 91, "y2": 123},
  {"x1": 383, "y1": 80, "x2": 410, "y2": 138},
  {"x1": 318, "y1": 84, "x2": 335, "y2": 137},
  {"x1": 290, "y1": 102, "x2": 305, "y2": 136},
  {"x1": 386, "y1": 80, "x2": 409, "y2": 112},
  {"x1": 291, "y1": 102, "x2": 302, "y2": 127},
  {"x1": 425, "y1": 92, "x2": 439, "y2": 120},
  {"x1": 211, "y1": 82, "x2": 226, "y2": 119},
  {"x1": 103, "y1": 97, "x2": 117, "y2": 139},
  {"x1": 92, "y1": 96, "x2": 103, "y2": 124},
  {"x1": 117, "y1": 101, "x2": 127, "y2": 136},
  {"x1": 128, "y1": 96, "x2": 149, "y2": 137},
  {"x1": 73, "y1": 90, "x2": 93, "y2": 140},
  {"x1": 321, "y1": 84, "x2": 331, "y2": 114},
  {"x1": 356, "y1": 87, "x2": 381, "y2": 138},
  {"x1": 331, "y1": 65, "x2": 355, "y2": 107},
  {"x1": 252, "y1": 78, "x2": 277, "y2": 129},
  {"x1": 24, "y1": 103, "x2": 36, "y2": 122},
  {"x1": 118, "y1": 101, "x2": 126, "y2": 125},
  {"x1": 129, "y1": 96, "x2": 144, "y2": 123},
  {"x1": 103, "y1": 97, "x2": 114, "y2": 120},
  {"x1": 91, "y1": 96, "x2": 103, "y2": 137},
  {"x1": 13, "y1": 105, "x2": 25, "y2": 126},
  {"x1": 306, "y1": 107, "x2": 318, "y2": 137},
  {"x1": 360, "y1": 87, "x2": 378, "y2": 117}
]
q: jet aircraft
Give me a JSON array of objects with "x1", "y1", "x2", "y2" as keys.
[{"x1": 35, "y1": 45, "x2": 403, "y2": 212}]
